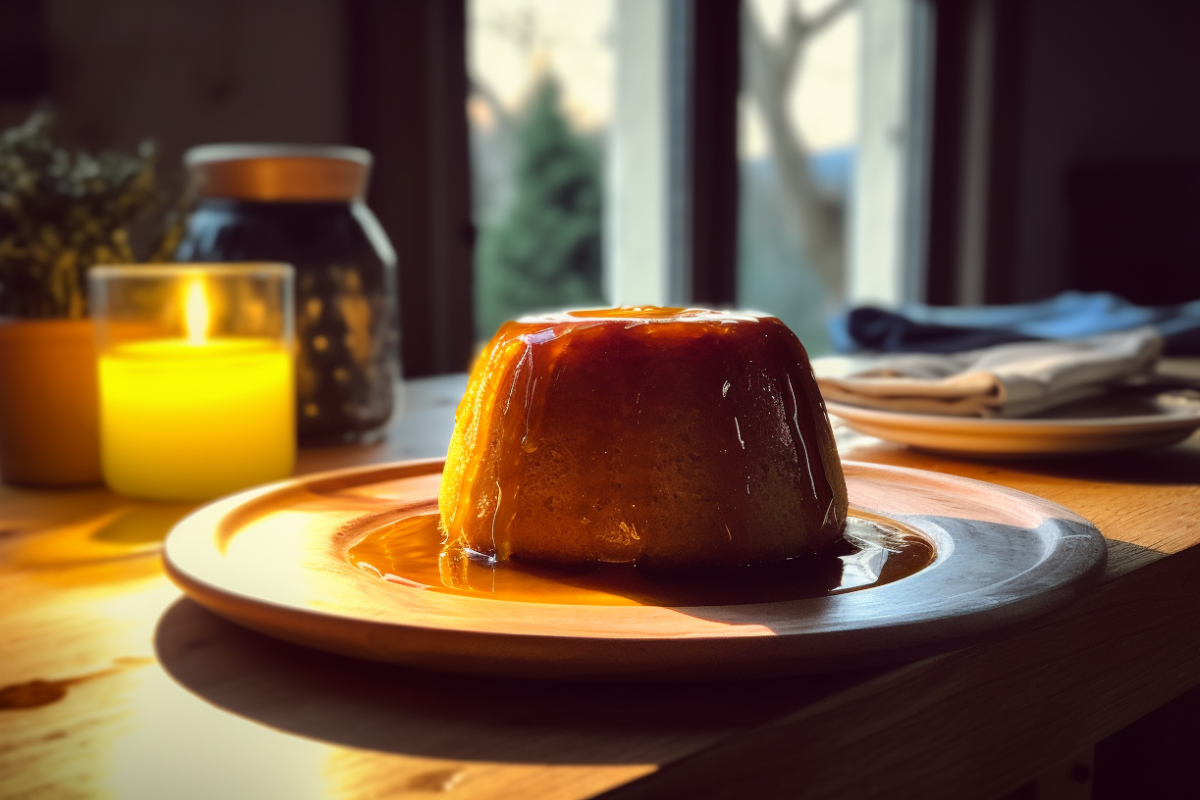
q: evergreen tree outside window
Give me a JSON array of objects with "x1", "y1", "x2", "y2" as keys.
[
  {"x1": 475, "y1": 75, "x2": 605, "y2": 337},
  {"x1": 467, "y1": 0, "x2": 612, "y2": 341}
]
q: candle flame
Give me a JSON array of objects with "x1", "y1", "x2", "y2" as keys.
[{"x1": 185, "y1": 280, "x2": 209, "y2": 344}]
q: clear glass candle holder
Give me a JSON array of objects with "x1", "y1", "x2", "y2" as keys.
[{"x1": 89, "y1": 264, "x2": 295, "y2": 501}]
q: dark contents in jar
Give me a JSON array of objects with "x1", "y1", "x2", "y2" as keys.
[{"x1": 176, "y1": 198, "x2": 398, "y2": 444}]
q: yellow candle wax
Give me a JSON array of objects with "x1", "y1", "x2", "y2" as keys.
[{"x1": 99, "y1": 338, "x2": 295, "y2": 501}]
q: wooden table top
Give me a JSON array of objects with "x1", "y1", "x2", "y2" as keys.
[{"x1": 3, "y1": 371, "x2": 1200, "y2": 800}]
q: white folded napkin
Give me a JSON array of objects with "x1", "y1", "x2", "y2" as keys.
[{"x1": 817, "y1": 328, "x2": 1163, "y2": 418}]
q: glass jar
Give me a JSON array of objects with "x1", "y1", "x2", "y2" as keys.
[{"x1": 175, "y1": 145, "x2": 399, "y2": 445}]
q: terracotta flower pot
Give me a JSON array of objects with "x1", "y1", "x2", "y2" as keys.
[{"x1": 0, "y1": 318, "x2": 103, "y2": 486}]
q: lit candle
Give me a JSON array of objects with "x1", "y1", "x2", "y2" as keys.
[{"x1": 92, "y1": 265, "x2": 295, "y2": 501}]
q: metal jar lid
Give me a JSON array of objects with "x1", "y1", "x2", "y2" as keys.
[{"x1": 184, "y1": 144, "x2": 373, "y2": 202}]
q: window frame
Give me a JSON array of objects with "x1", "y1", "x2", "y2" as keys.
[
  {"x1": 346, "y1": 0, "x2": 476, "y2": 378},
  {"x1": 355, "y1": 0, "x2": 950, "y2": 376}
]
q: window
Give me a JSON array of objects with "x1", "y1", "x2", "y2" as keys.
[{"x1": 462, "y1": 0, "x2": 928, "y2": 362}]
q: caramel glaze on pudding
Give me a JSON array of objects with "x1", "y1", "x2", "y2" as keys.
[{"x1": 438, "y1": 307, "x2": 848, "y2": 570}]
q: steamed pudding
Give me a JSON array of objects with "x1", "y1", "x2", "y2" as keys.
[{"x1": 438, "y1": 307, "x2": 847, "y2": 570}]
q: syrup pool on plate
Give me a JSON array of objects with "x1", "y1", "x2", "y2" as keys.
[{"x1": 347, "y1": 510, "x2": 935, "y2": 606}]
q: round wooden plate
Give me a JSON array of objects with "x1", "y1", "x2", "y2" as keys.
[{"x1": 163, "y1": 459, "x2": 1107, "y2": 681}]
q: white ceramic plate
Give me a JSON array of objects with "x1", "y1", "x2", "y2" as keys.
[
  {"x1": 163, "y1": 459, "x2": 1106, "y2": 681},
  {"x1": 827, "y1": 390, "x2": 1200, "y2": 457}
]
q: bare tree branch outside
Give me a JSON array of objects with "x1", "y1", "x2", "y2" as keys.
[
  {"x1": 738, "y1": 0, "x2": 859, "y2": 354},
  {"x1": 742, "y1": 0, "x2": 856, "y2": 307}
]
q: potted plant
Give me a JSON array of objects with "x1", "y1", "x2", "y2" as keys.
[{"x1": 0, "y1": 113, "x2": 170, "y2": 486}]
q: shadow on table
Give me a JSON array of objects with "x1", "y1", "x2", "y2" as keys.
[{"x1": 154, "y1": 598, "x2": 881, "y2": 764}]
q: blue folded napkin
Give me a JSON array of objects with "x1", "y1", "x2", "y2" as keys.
[{"x1": 830, "y1": 291, "x2": 1200, "y2": 355}]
